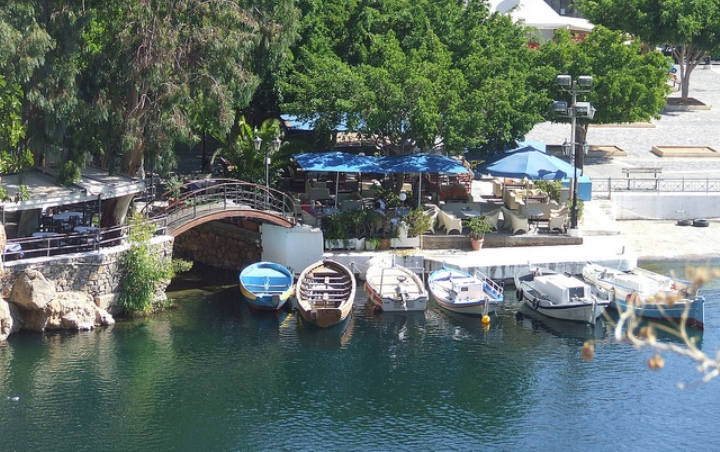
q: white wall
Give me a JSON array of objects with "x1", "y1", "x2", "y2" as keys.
[
  {"x1": 261, "y1": 224, "x2": 324, "y2": 275},
  {"x1": 612, "y1": 192, "x2": 720, "y2": 220}
]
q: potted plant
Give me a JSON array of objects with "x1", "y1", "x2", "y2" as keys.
[{"x1": 467, "y1": 216, "x2": 493, "y2": 250}]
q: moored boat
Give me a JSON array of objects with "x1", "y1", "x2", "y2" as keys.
[
  {"x1": 582, "y1": 263, "x2": 705, "y2": 328},
  {"x1": 365, "y1": 262, "x2": 428, "y2": 312},
  {"x1": 239, "y1": 261, "x2": 295, "y2": 311},
  {"x1": 296, "y1": 259, "x2": 356, "y2": 328},
  {"x1": 428, "y1": 267, "x2": 504, "y2": 315},
  {"x1": 514, "y1": 269, "x2": 608, "y2": 325}
]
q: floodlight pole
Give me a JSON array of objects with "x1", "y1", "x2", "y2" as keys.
[
  {"x1": 554, "y1": 76, "x2": 593, "y2": 230},
  {"x1": 570, "y1": 86, "x2": 578, "y2": 229}
]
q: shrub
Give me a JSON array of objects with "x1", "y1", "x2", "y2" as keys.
[
  {"x1": 467, "y1": 216, "x2": 493, "y2": 239},
  {"x1": 533, "y1": 180, "x2": 563, "y2": 203},
  {"x1": 119, "y1": 213, "x2": 176, "y2": 313},
  {"x1": 404, "y1": 207, "x2": 431, "y2": 237}
]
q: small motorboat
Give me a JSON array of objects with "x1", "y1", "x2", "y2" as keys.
[
  {"x1": 514, "y1": 269, "x2": 608, "y2": 325},
  {"x1": 239, "y1": 262, "x2": 295, "y2": 311},
  {"x1": 582, "y1": 263, "x2": 705, "y2": 328},
  {"x1": 296, "y1": 259, "x2": 356, "y2": 328},
  {"x1": 365, "y1": 261, "x2": 428, "y2": 312},
  {"x1": 428, "y1": 267, "x2": 504, "y2": 315}
]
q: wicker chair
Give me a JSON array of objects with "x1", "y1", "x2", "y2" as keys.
[{"x1": 501, "y1": 206, "x2": 529, "y2": 235}]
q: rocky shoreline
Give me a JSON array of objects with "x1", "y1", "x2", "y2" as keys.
[{"x1": 0, "y1": 222, "x2": 174, "y2": 342}]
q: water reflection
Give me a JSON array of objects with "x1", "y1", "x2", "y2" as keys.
[
  {"x1": 0, "y1": 263, "x2": 717, "y2": 449},
  {"x1": 515, "y1": 304, "x2": 608, "y2": 342}
]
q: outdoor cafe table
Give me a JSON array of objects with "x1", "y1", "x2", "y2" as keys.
[
  {"x1": 458, "y1": 208, "x2": 483, "y2": 219},
  {"x1": 53, "y1": 211, "x2": 83, "y2": 221},
  {"x1": 74, "y1": 226, "x2": 100, "y2": 234},
  {"x1": 3, "y1": 242, "x2": 23, "y2": 259},
  {"x1": 32, "y1": 232, "x2": 64, "y2": 238}
]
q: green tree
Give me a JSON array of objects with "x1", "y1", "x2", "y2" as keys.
[
  {"x1": 536, "y1": 27, "x2": 669, "y2": 168},
  {"x1": 578, "y1": 0, "x2": 720, "y2": 101},
  {"x1": 283, "y1": 0, "x2": 546, "y2": 156},
  {"x1": 0, "y1": 2, "x2": 89, "y2": 175},
  {"x1": 212, "y1": 116, "x2": 283, "y2": 185}
]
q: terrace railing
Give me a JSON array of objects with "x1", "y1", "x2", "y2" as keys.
[
  {"x1": 1, "y1": 217, "x2": 168, "y2": 264},
  {"x1": 592, "y1": 177, "x2": 720, "y2": 197}
]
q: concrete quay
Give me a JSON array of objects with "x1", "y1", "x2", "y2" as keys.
[{"x1": 326, "y1": 233, "x2": 635, "y2": 282}]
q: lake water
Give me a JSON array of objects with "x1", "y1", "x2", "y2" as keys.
[{"x1": 1, "y1": 260, "x2": 719, "y2": 450}]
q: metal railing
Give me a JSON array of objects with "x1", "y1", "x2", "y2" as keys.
[
  {"x1": 2, "y1": 217, "x2": 168, "y2": 264},
  {"x1": 2, "y1": 178, "x2": 297, "y2": 263},
  {"x1": 592, "y1": 177, "x2": 720, "y2": 195},
  {"x1": 143, "y1": 179, "x2": 297, "y2": 233}
]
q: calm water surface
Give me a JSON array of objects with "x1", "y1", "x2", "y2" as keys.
[{"x1": 1, "y1": 260, "x2": 719, "y2": 450}]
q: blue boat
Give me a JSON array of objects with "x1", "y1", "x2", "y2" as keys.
[{"x1": 239, "y1": 262, "x2": 295, "y2": 311}]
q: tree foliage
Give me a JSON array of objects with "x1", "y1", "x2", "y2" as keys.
[
  {"x1": 212, "y1": 116, "x2": 284, "y2": 185},
  {"x1": 577, "y1": 0, "x2": 720, "y2": 100},
  {"x1": 536, "y1": 27, "x2": 670, "y2": 167},
  {"x1": 283, "y1": 0, "x2": 547, "y2": 155}
]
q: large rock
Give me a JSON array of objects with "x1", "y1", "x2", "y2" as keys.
[
  {"x1": 0, "y1": 298, "x2": 22, "y2": 341},
  {"x1": 9, "y1": 269, "x2": 56, "y2": 311},
  {"x1": 38, "y1": 291, "x2": 114, "y2": 331}
]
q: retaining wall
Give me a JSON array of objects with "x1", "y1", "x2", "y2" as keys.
[
  {"x1": 610, "y1": 192, "x2": 720, "y2": 220},
  {"x1": 0, "y1": 235, "x2": 174, "y2": 312}
]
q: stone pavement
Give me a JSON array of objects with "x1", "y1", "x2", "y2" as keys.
[{"x1": 525, "y1": 64, "x2": 720, "y2": 179}]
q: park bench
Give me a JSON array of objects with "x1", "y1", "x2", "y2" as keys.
[{"x1": 621, "y1": 167, "x2": 663, "y2": 178}]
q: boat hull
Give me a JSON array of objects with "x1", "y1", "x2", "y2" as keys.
[
  {"x1": 428, "y1": 268, "x2": 504, "y2": 316},
  {"x1": 365, "y1": 282, "x2": 428, "y2": 312},
  {"x1": 610, "y1": 297, "x2": 705, "y2": 329},
  {"x1": 515, "y1": 270, "x2": 608, "y2": 325},
  {"x1": 583, "y1": 263, "x2": 705, "y2": 328},
  {"x1": 432, "y1": 293, "x2": 500, "y2": 315},
  {"x1": 298, "y1": 304, "x2": 352, "y2": 328},
  {"x1": 296, "y1": 259, "x2": 356, "y2": 328},
  {"x1": 239, "y1": 284, "x2": 292, "y2": 311},
  {"x1": 523, "y1": 297, "x2": 608, "y2": 324},
  {"x1": 239, "y1": 262, "x2": 294, "y2": 311}
]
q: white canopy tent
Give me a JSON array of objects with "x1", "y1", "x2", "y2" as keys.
[{"x1": 489, "y1": 0, "x2": 594, "y2": 43}]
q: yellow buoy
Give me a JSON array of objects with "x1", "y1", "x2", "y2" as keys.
[{"x1": 481, "y1": 315, "x2": 491, "y2": 325}]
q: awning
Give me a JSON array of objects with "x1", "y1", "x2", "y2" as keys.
[
  {"x1": 378, "y1": 154, "x2": 471, "y2": 174},
  {"x1": 293, "y1": 152, "x2": 383, "y2": 173},
  {"x1": 481, "y1": 147, "x2": 578, "y2": 180}
]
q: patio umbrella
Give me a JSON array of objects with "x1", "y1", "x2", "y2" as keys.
[
  {"x1": 379, "y1": 154, "x2": 471, "y2": 205},
  {"x1": 294, "y1": 152, "x2": 383, "y2": 207},
  {"x1": 480, "y1": 147, "x2": 577, "y2": 180}
]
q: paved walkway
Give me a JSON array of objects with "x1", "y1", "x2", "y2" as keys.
[{"x1": 526, "y1": 65, "x2": 720, "y2": 179}]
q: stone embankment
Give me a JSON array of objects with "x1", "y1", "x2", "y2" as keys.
[{"x1": 0, "y1": 225, "x2": 174, "y2": 342}]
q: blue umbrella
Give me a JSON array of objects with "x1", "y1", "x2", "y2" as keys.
[
  {"x1": 294, "y1": 152, "x2": 383, "y2": 208},
  {"x1": 481, "y1": 147, "x2": 578, "y2": 180},
  {"x1": 378, "y1": 154, "x2": 471, "y2": 204}
]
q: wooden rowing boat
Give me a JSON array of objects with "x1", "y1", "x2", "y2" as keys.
[{"x1": 296, "y1": 259, "x2": 356, "y2": 328}]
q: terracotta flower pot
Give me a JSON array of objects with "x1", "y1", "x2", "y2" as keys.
[{"x1": 470, "y1": 236, "x2": 484, "y2": 251}]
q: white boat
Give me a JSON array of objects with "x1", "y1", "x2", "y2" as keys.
[
  {"x1": 582, "y1": 263, "x2": 705, "y2": 328},
  {"x1": 364, "y1": 262, "x2": 428, "y2": 312},
  {"x1": 428, "y1": 267, "x2": 504, "y2": 315},
  {"x1": 514, "y1": 269, "x2": 609, "y2": 325}
]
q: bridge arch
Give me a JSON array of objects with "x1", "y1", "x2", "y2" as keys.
[
  {"x1": 143, "y1": 178, "x2": 297, "y2": 236},
  {"x1": 169, "y1": 208, "x2": 293, "y2": 237}
]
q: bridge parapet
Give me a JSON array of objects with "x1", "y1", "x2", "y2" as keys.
[{"x1": 144, "y1": 179, "x2": 297, "y2": 234}]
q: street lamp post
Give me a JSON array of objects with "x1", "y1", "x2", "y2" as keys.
[{"x1": 552, "y1": 75, "x2": 595, "y2": 230}]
